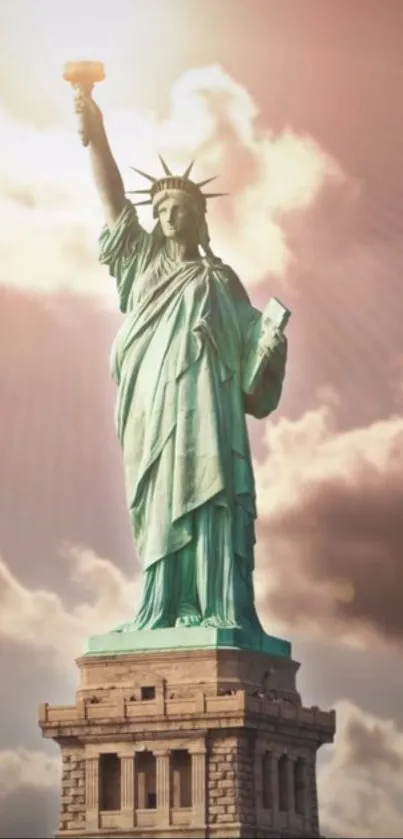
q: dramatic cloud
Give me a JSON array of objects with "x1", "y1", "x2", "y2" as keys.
[
  {"x1": 0, "y1": 749, "x2": 59, "y2": 799},
  {"x1": 255, "y1": 405, "x2": 403, "y2": 649},
  {"x1": 0, "y1": 750, "x2": 60, "y2": 839},
  {"x1": 0, "y1": 786, "x2": 59, "y2": 839},
  {"x1": 0, "y1": 545, "x2": 139, "y2": 662},
  {"x1": 129, "y1": 64, "x2": 346, "y2": 281},
  {"x1": 319, "y1": 701, "x2": 403, "y2": 838},
  {"x1": 0, "y1": 109, "x2": 107, "y2": 298}
]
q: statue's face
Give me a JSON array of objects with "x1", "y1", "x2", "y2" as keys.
[{"x1": 158, "y1": 195, "x2": 195, "y2": 240}]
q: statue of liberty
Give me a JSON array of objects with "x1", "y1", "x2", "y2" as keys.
[{"x1": 75, "y1": 90, "x2": 288, "y2": 636}]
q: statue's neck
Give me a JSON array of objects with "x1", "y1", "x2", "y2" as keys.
[{"x1": 164, "y1": 238, "x2": 200, "y2": 262}]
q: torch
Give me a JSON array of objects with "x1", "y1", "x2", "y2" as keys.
[{"x1": 63, "y1": 61, "x2": 105, "y2": 147}]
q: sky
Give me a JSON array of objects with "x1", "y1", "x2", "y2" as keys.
[{"x1": 1, "y1": 0, "x2": 403, "y2": 836}]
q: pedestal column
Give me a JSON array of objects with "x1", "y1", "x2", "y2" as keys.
[
  {"x1": 271, "y1": 753, "x2": 279, "y2": 828},
  {"x1": 85, "y1": 756, "x2": 99, "y2": 831},
  {"x1": 287, "y1": 755, "x2": 295, "y2": 817},
  {"x1": 155, "y1": 749, "x2": 170, "y2": 827},
  {"x1": 118, "y1": 752, "x2": 135, "y2": 829},
  {"x1": 190, "y1": 747, "x2": 206, "y2": 827}
]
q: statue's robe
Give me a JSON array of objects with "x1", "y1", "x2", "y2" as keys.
[{"x1": 99, "y1": 201, "x2": 287, "y2": 630}]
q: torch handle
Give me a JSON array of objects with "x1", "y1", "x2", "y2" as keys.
[{"x1": 74, "y1": 83, "x2": 94, "y2": 148}]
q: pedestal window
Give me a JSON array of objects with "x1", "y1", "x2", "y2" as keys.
[
  {"x1": 99, "y1": 753, "x2": 121, "y2": 811},
  {"x1": 171, "y1": 749, "x2": 192, "y2": 808},
  {"x1": 136, "y1": 751, "x2": 157, "y2": 810}
]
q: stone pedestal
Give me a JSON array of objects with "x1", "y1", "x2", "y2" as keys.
[{"x1": 38, "y1": 632, "x2": 335, "y2": 838}]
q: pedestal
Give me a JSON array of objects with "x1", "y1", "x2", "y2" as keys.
[{"x1": 38, "y1": 628, "x2": 335, "y2": 838}]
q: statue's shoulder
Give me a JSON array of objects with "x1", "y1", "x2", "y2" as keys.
[
  {"x1": 210, "y1": 258, "x2": 231, "y2": 275},
  {"x1": 210, "y1": 258, "x2": 237, "y2": 283},
  {"x1": 212, "y1": 260, "x2": 251, "y2": 305}
]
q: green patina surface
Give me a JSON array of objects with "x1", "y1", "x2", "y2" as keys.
[
  {"x1": 91, "y1": 175, "x2": 289, "y2": 649},
  {"x1": 85, "y1": 626, "x2": 291, "y2": 658}
]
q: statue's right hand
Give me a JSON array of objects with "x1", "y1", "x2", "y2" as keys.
[{"x1": 73, "y1": 90, "x2": 104, "y2": 147}]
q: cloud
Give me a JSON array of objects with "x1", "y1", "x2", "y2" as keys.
[
  {"x1": 0, "y1": 545, "x2": 139, "y2": 661},
  {"x1": 0, "y1": 749, "x2": 59, "y2": 798},
  {"x1": 0, "y1": 749, "x2": 60, "y2": 839},
  {"x1": 126, "y1": 65, "x2": 346, "y2": 282},
  {"x1": 0, "y1": 786, "x2": 59, "y2": 839},
  {"x1": 0, "y1": 64, "x2": 346, "y2": 295},
  {"x1": 319, "y1": 701, "x2": 403, "y2": 838},
  {"x1": 254, "y1": 405, "x2": 403, "y2": 649},
  {"x1": 346, "y1": 715, "x2": 403, "y2": 773},
  {"x1": 0, "y1": 288, "x2": 137, "y2": 595}
]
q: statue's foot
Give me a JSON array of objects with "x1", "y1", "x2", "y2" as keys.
[
  {"x1": 113, "y1": 619, "x2": 172, "y2": 632},
  {"x1": 201, "y1": 617, "x2": 241, "y2": 629},
  {"x1": 175, "y1": 613, "x2": 201, "y2": 628}
]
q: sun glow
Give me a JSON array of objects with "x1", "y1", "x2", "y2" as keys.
[
  {"x1": 1, "y1": 0, "x2": 186, "y2": 123},
  {"x1": 29, "y1": 0, "x2": 165, "y2": 65},
  {"x1": 26, "y1": 0, "x2": 128, "y2": 72}
]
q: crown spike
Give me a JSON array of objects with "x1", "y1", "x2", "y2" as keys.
[
  {"x1": 182, "y1": 160, "x2": 195, "y2": 179},
  {"x1": 125, "y1": 189, "x2": 152, "y2": 195},
  {"x1": 203, "y1": 192, "x2": 229, "y2": 199},
  {"x1": 129, "y1": 166, "x2": 156, "y2": 183},
  {"x1": 159, "y1": 156, "x2": 173, "y2": 176},
  {"x1": 197, "y1": 176, "x2": 219, "y2": 188}
]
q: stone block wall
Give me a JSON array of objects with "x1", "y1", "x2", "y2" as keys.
[
  {"x1": 59, "y1": 747, "x2": 85, "y2": 834},
  {"x1": 211, "y1": 732, "x2": 257, "y2": 830}
]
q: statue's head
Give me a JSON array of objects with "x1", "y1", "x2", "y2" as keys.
[
  {"x1": 127, "y1": 157, "x2": 227, "y2": 254},
  {"x1": 154, "y1": 191, "x2": 202, "y2": 245}
]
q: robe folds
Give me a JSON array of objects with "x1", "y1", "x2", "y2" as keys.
[{"x1": 99, "y1": 201, "x2": 287, "y2": 630}]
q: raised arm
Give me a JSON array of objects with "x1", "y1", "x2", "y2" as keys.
[
  {"x1": 73, "y1": 91, "x2": 154, "y2": 312},
  {"x1": 74, "y1": 90, "x2": 126, "y2": 229}
]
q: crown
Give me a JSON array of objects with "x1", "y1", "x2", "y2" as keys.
[{"x1": 126, "y1": 156, "x2": 227, "y2": 215}]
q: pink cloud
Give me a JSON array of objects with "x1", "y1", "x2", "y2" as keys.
[
  {"x1": 319, "y1": 701, "x2": 403, "y2": 837},
  {"x1": 255, "y1": 406, "x2": 403, "y2": 649}
]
